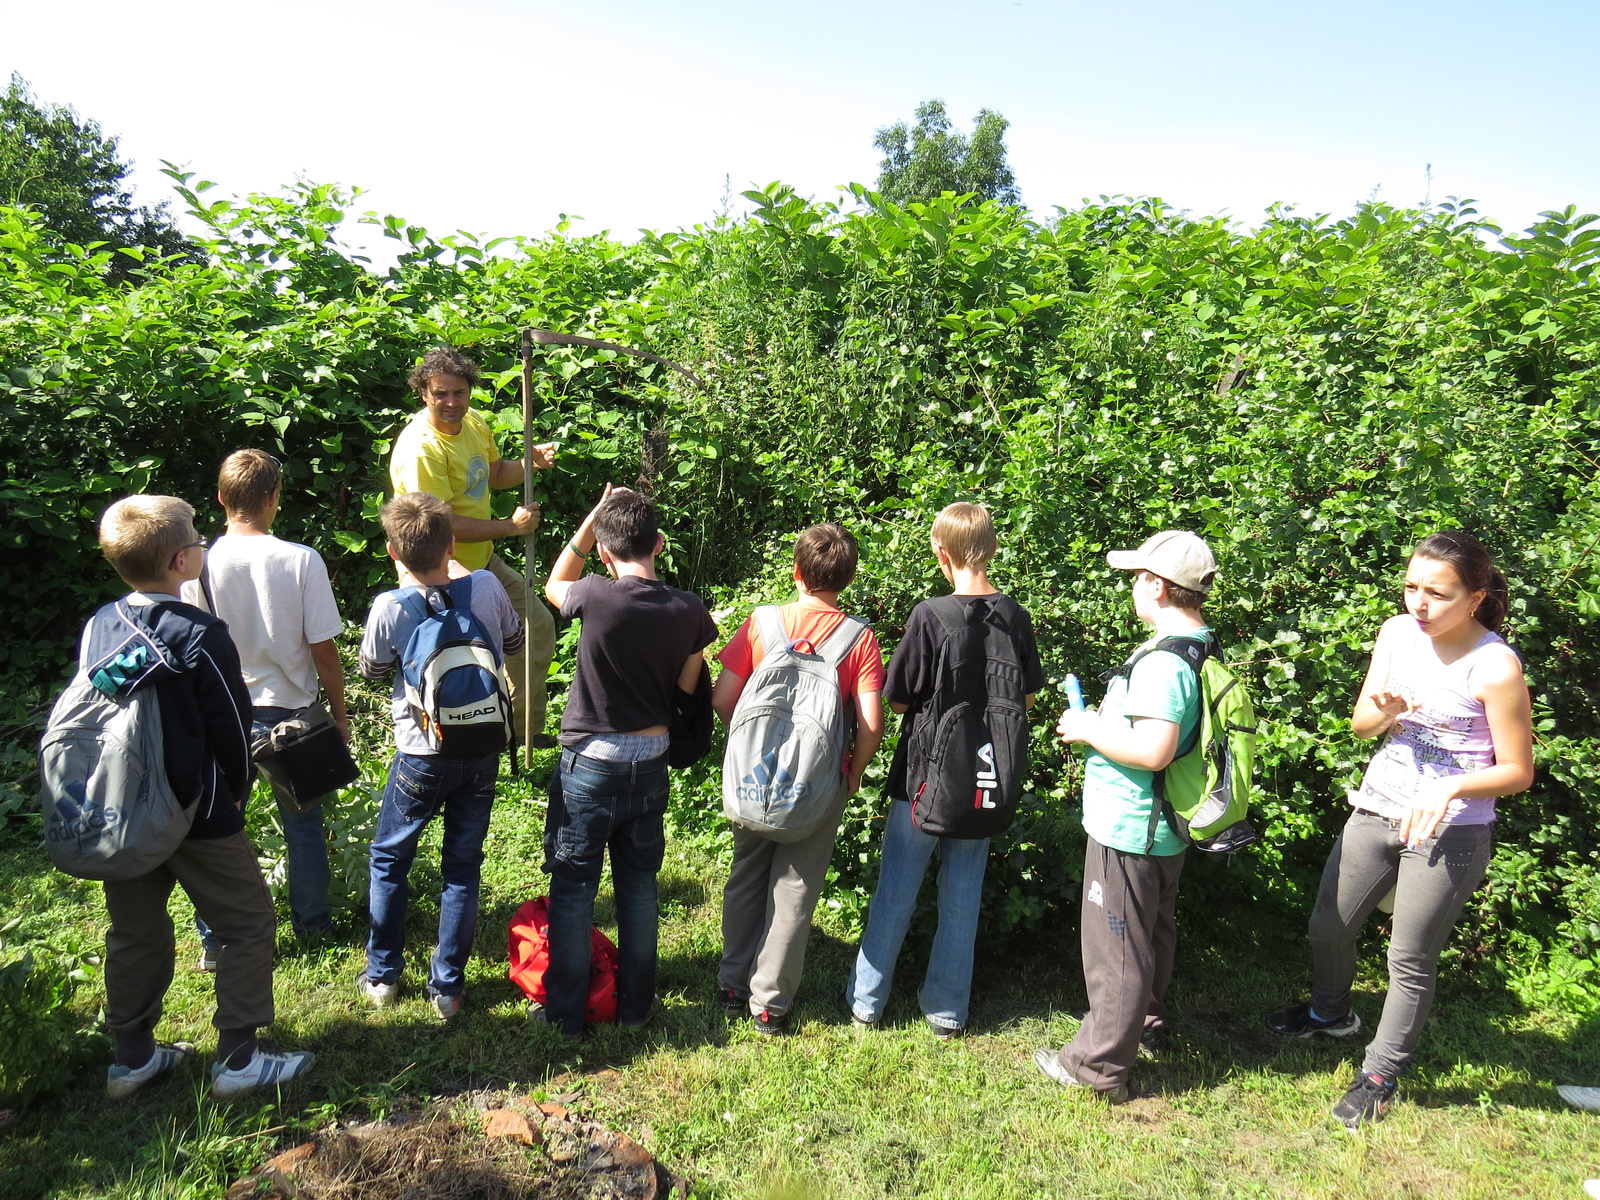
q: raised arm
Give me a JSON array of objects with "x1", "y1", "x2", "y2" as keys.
[
  {"x1": 489, "y1": 443, "x2": 557, "y2": 489},
  {"x1": 545, "y1": 484, "x2": 613, "y2": 610},
  {"x1": 1352, "y1": 618, "x2": 1408, "y2": 740},
  {"x1": 1058, "y1": 710, "x2": 1181, "y2": 772}
]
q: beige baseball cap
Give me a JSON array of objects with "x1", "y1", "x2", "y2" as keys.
[{"x1": 1106, "y1": 530, "x2": 1217, "y2": 594}]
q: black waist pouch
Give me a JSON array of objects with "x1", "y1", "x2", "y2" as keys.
[{"x1": 251, "y1": 704, "x2": 360, "y2": 812}]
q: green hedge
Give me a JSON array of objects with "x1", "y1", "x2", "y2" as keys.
[{"x1": 3, "y1": 176, "x2": 1598, "y2": 1010}]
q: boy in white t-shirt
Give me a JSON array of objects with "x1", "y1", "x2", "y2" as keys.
[{"x1": 182, "y1": 449, "x2": 347, "y2": 957}]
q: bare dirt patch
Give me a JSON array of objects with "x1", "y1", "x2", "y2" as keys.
[{"x1": 225, "y1": 1091, "x2": 687, "y2": 1200}]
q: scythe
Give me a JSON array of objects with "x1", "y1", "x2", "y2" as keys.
[{"x1": 515, "y1": 328, "x2": 702, "y2": 765}]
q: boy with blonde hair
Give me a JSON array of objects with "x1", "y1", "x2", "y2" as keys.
[
  {"x1": 181, "y1": 449, "x2": 346, "y2": 959},
  {"x1": 358, "y1": 492, "x2": 524, "y2": 1020},
  {"x1": 846, "y1": 502, "x2": 1044, "y2": 1038},
  {"x1": 87, "y1": 495, "x2": 314, "y2": 1100}
]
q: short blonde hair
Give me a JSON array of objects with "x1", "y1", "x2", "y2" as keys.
[
  {"x1": 217, "y1": 449, "x2": 281, "y2": 520},
  {"x1": 382, "y1": 492, "x2": 453, "y2": 573},
  {"x1": 99, "y1": 495, "x2": 197, "y2": 585},
  {"x1": 930, "y1": 502, "x2": 997, "y2": 571}
]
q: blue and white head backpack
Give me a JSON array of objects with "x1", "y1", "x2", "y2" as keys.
[{"x1": 398, "y1": 576, "x2": 512, "y2": 757}]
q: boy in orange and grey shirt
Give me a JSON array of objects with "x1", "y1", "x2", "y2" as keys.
[{"x1": 711, "y1": 523, "x2": 887, "y2": 1034}]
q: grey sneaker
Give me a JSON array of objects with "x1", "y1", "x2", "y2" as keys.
[
  {"x1": 210, "y1": 1046, "x2": 315, "y2": 1099},
  {"x1": 1031, "y1": 1048, "x2": 1128, "y2": 1103},
  {"x1": 196, "y1": 949, "x2": 218, "y2": 973},
  {"x1": 1558, "y1": 1086, "x2": 1600, "y2": 1113},
  {"x1": 927, "y1": 1018, "x2": 962, "y2": 1041},
  {"x1": 106, "y1": 1042, "x2": 194, "y2": 1100},
  {"x1": 430, "y1": 992, "x2": 464, "y2": 1022}
]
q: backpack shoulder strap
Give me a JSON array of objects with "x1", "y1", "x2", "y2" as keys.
[
  {"x1": 1133, "y1": 634, "x2": 1219, "y2": 853},
  {"x1": 198, "y1": 560, "x2": 217, "y2": 615},
  {"x1": 926, "y1": 594, "x2": 970, "y2": 638},
  {"x1": 444, "y1": 574, "x2": 473, "y2": 611},
  {"x1": 817, "y1": 614, "x2": 869, "y2": 669},
  {"x1": 395, "y1": 587, "x2": 430, "y2": 626},
  {"x1": 753, "y1": 605, "x2": 790, "y2": 664}
]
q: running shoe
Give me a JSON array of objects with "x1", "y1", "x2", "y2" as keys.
[
  {"x1": 1331, "y1": 1070, "x2": 1397, "y2": 1130},
  {"x1": 1266, "y1": 1000, "x2": 1361, "y2": 1038}
]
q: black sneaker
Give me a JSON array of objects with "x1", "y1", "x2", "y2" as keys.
[
  {"x1": 752, "y1": 1007, "x2": 788, "y2": 1037},
  {"x1": 716, "y1": 985, "x2": 751, "y2": 1014},
  {"x1": 1266, "y1": 1001, "x2": 1362, "y2": 1039},
  {"x1": 1331, "y1": 1070, "x2": 1397, "y2": 1130}
]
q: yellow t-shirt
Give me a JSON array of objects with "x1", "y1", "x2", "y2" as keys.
[{"x1": 389, "y1": 408, "x2": 502, "y2": 570}]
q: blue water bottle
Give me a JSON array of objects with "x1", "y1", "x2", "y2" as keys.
[{"x1": 1065, "y1": 673, "x2": 1085, "y2": 711}]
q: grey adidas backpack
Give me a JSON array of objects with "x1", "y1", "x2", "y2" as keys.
[
  {"x1": 722, "y1": 605, "x2": 868, "y2": 843},
  {"x1": 39, "y1": 603, "x2": 194, "y2": 880}
]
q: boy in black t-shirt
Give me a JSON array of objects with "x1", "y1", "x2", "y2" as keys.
[
  {"x1": 845, "y1": 503, "x2": 1045, "y2": 1037},
  {"x1": 540, "y1": 485, "x2": 718, "y2": 1039}
]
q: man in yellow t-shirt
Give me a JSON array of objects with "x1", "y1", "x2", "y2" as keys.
[{"x1": 389, "y1": 346, "x2": 559, "y2": 756}]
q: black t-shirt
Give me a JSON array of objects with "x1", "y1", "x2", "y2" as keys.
[
  {"x1": 882, "y1": 592, "x2": 1047, "y2": 803},
  {"x1": 558, "y1": 575, "x2": 719, "y2": 746}
]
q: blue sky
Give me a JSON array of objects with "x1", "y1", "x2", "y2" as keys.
[{"x1": 8, "y1": 0, "x2": 1597, "y2": 251}]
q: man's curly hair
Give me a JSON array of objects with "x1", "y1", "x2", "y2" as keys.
[{"x1": 407, "y1": 346, "x2": 481, "y2": 394}]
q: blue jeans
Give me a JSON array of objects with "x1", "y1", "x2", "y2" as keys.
[
  {"x1": 199, "y1": 706, "x2": 332, "y2": 955},
  {"x1": 542, "y1": 748, "x2": 670, "y2": 1037},
  {"x1": 847, "y1": 799, "x2": 991, "y2": 1030},
  {"x1": 365, "y1": 751, "x2": 497, "y2": 996}
]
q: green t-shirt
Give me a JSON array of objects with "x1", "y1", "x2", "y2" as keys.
[{"x1": 1080, "y1": 628, "x2": 1208, "y2": 857}]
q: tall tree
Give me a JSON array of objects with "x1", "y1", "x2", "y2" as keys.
[
  {"x1": 0, "y1": 73, "x2": 195, "y2": 273},
  {"x1": 873, "y1": 100, "x2": 1020, "y2": 208}
]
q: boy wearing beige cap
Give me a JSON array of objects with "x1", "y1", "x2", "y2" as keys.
[{"x1": 1033, "y1": 530, "x2": 1218, "y2": 1101}]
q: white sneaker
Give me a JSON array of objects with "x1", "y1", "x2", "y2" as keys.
[
  {"x1": 1583, "y1": 1180, "x2": 1600, "y2": 1200},
  {"x1": 1032, "y1": 1047, "x2": 1128, "y2": 1103},
  {"x1": 195, "y1": 949, "x2": 218, "y2": 973},
  {"x1": 360, "y1": 975, "x2": 398, "y2": 1008},
  {"x1": 1558, "y1": 1085, "x2": 1600, "y2": 1113},
  {"x1": 106, "y1": 1042, "x2": 194, "y2": 1100},
  {"x1": 210, "y1": 1046, "x2": 315, "y2": 1099}
]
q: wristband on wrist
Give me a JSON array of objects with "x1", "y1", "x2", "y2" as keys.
[{"x1": 567, "y1": 539, "x2": 588, "y2": 558}]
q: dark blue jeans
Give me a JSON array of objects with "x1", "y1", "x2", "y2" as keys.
[
  {"x1": 365, "y1": 751, "x2": 497, "y2": 997},
  {"x1": 198, "y1": 705, "x2": 332, "y2": 955},
  {"x1": 543, "y1": 748, "x2": 670, "y2": 1036}
]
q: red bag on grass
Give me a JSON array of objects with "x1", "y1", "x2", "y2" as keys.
[{"x1": 507, "y1": 896, "x2": 619, "y2": 1025}]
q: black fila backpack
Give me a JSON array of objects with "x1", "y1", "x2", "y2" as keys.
[{"x1": 902, "y1": 595, "x2": 1030, "y2": 839}]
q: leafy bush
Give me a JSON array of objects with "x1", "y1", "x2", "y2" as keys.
[
  {"x1": 0, "y1": 918, "x2": 105, "y2": 1105},
  {"x1": 3, "y1": 174, "x2": 1598, "y2": 1005}
]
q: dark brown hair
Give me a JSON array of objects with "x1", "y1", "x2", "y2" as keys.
[
  {"x1": 407, "y1": 346, "x2": 481, "y2": 394},
  {"x1": 382, "y1": 492, "x2": 454, "y2": 573},
  {"x1": 794, "y1": 523, "x2": 858, "y2": 594},
  {"x1": 1153, "y1": 574, "x2": 1207, "y2": 614},
  {"x1": 1412, "y1": 529, "x2": 1509, "y2": 632},
  {"x1": 593, "y1": 488, "x2": 659, "y2": 563},
  {"x1": 217, "y1": 449, "x2": 281, "y2": 520}
]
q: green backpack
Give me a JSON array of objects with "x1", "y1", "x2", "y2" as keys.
[{"x1": 1109, "y1": 633, "x2": 1259, "y2": 855}]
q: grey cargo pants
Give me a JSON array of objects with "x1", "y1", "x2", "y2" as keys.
[{"x1": 1056, "y1": 835, "x2": 1186, "y2": 1094}]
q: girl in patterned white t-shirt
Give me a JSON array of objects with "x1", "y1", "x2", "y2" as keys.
[{"x1": 1267, "y1": 530, "x2": 1533, "y2": 1130}]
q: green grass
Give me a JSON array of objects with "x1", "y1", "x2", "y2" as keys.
[{"x1": 2, "y1": 771, "x2": 1598, "y2": 1200}]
